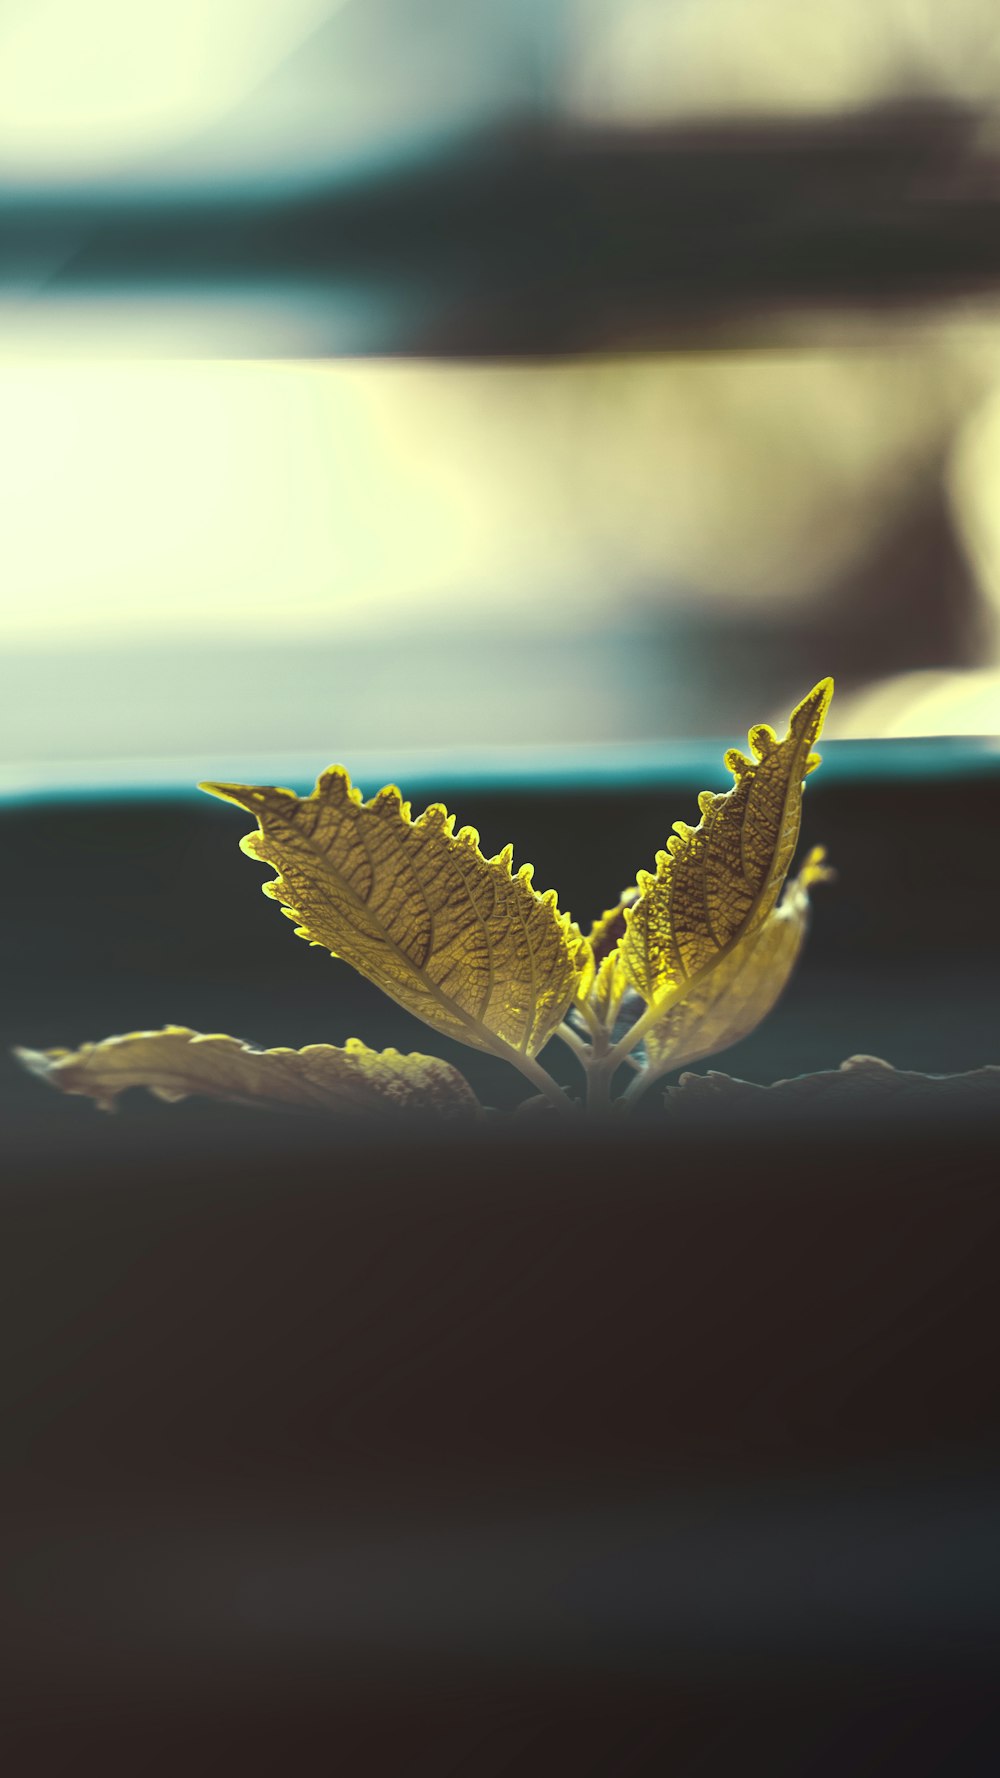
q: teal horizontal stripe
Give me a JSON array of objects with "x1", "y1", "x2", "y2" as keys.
[{"x1": 2, "y1": 735, "x2": 1000, "y2": 807}]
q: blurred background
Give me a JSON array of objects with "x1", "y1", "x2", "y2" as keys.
[{"x1": 5, "y1": 0, "x2": 1000, "y2": 789}]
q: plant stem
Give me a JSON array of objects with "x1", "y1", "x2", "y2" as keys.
[
  {"x1": 607, "y1": 931, "x2": 756, "y2": 1071},
  {"x1": 563, "y1": 997, "x2": 623, "y2": 1112},
  {"x1": 619, "y1": 1059, "x2": 667, "y2": 1110},
  {"x1": 577, "y1": 998, "x2": 608, "y2": 1045},
  {"x1": 586, "y1": 1059, "x2": 615, "y2": 1112},
  {"x1": 553, "y1": 1021, "x2": 591, "y2": 1064},
  {"x1": 606, "y1": 972, "x2": 707, "y2": 1070},
  {"x1": 508, "y1": 1050, "x2": 577, "y2": 1116}
]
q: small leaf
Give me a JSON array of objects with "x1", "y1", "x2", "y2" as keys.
[
  {"x1": 619, "y1": 679, "x2": 832, "y2": 1013},
  {"x1": 578, "y1": 889, "x2": 637, "y2": 1021},
  {"x1": 15, "y1": 1027, "x2": 480, "y2": 1120},
  {"x1": 587, "y1": 952, "x2": 629, "y2": 1029},
  {"x1": 200, "y1": 771, "x2": 589, "y2": 1061},
  {"x1": 586, "y1": 890, "x2": 639, "y2": 968},
  {"x1": 642, "y1": 847, "x2": 832, "y2": 1074}
]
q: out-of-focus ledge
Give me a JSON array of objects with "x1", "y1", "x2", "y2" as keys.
[
  {"x1": 6, "y1": 104, "x2": 1000, "y2": 358},
  {"x1": 2, "y1": 735, "x2": 1000, "y2": 806}
]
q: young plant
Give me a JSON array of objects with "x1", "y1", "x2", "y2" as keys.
[{"x1": 18, "y1": 679, "x2": 833, "y2": 1122}]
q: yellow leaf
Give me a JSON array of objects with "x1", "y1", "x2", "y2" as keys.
[
  {"x1": 588, "y1": 951, "x2": 628, "y2": 1029},
  {"x1": 200, "y1": 771, "x2": 589, "y2": 1060},
  {"x1": 619, "y1": 679, "x2": 832, "y2": 1013},
  {"x1": 577, "y1": 889, "x2": 636, "y2": 1018},
  {"x1": 643, "y1": 847, "x2": 832, "y2": 1074},
  {"x1": 586, "y1": 891, "x2": 638, "y2": 963},
  {"x1": 15, "y1": 1026, "x2": 480, "y2": 1120}
]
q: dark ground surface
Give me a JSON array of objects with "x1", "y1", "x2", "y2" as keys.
[{"x1": 2, "y1": 753, "x2": 999, "y2": 1770}]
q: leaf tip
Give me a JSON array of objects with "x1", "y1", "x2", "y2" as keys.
[
  {"x1": 794, "y1": 676, "x2": 835, "y2": 732},
  {"x1": 199, "y1": 780, "x2": 257, "y2": 807},
  {"x1": 12, "y1": 1044, "x2": 52, "y2": 1081}
]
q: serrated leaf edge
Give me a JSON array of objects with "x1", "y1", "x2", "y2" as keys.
[
  {"x1": 201, "y1": 767, "x2": 590, "y2": 1062},
  {"x1": 601, "y1": 679, "x2": 832, "y2": 1048}
]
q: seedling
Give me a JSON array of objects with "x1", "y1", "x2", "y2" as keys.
[{"x1": 19, "y1": 679, "x2": 833, "y2": 1121}]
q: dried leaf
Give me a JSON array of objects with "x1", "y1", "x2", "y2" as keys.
[
  {"x1": 642, "y1": 847, "x2": 831, "y2": 1074},
  {"x1": 667, "y1": 1054, "x2": 1000, "y2": 1117},
  {"x1": 619, "y1": 679, "x2": 832, "y2": 1013},
  {"x1": 15, "y1": 1027, "x2": 480, "y2": 1120},
  {"x1": 200, "y1": 771, "x2": 589, "y2": 1061}
]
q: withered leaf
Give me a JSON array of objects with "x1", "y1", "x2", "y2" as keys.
[
  {"x1": 16, "y1": 1027, "x2": 480, "y2": 1120},
  {"x1": 666, "y1": 1055, "x2": 1000, "y2": 1116}
]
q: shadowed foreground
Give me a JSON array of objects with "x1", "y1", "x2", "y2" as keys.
[{"x1": 2, "y1": 1098, "x2": 998, "y2": 1771}]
